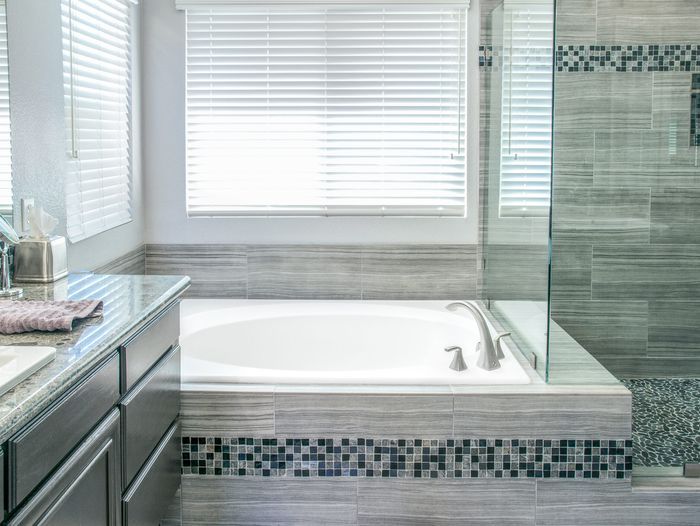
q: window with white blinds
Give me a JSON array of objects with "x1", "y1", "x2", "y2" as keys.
[
  {"x1": 498, "y1": 2, "x2": 553, "y2": 218},
  {"x1": 62, "y1": 0, "x2": 134, "y2": 241},
  {"x1": 0, "y1": 0, "x2": 11, "y2": 214},
  {"x1": 184, "y1": 3, "x2": 467, "y2": 217}
]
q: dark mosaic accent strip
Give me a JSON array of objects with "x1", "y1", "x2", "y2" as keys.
[
  {"x1": 556, "y1": 44, "x2": 700, "y2": 73},
  {"x1": 692, "y1": 74, "x2": 700, "y2": 147},
  {"x1": 479, "y1": 45, "x2": 494, "y2": 68},
  {"x1": 181, "y1": 437, "x2": 632, "y2": 480},
  {"x1": 622, "y1": 378, "x2": 700, "y2": 467}
]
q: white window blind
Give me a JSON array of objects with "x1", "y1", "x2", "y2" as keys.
[
  {"x1": 498, "y1": 2, "x2": 553, "y2": 218},
  {"x1": 0, "y1": 0, "x2": 11, "y2": 213},
  {"x1": 185, "y1": 4, "x2": 467, "y2": 217},
  {"x1": 62, "y1": 0, "x2": 134, "y2": 241}
]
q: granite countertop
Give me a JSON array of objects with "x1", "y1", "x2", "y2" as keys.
[{"x1": 0, "y1": 273, "x2": 190, "y2": 443}]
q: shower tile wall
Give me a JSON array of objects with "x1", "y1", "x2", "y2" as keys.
[{"x1": 551, "y1": 0, "x2": 700, "y2": 378}]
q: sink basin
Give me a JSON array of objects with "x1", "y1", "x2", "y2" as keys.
[{"x1": 0, "y1": 346, "x2": 56, "y2": 397}]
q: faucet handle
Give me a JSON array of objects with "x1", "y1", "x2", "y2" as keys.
[
  {"x1": 444, "y1": 346, "x2": 467, "y2": 372},
  {"x1": 494, "y1": 332, "x2": 511, "y2": 360}
]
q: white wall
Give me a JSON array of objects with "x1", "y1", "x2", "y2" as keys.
[
  {"x1": 7, "y1": 0, "x2": 145, "y2": 271},
  {"x1": 142, "y1": 0, "x2": 480, "y2": 245}
]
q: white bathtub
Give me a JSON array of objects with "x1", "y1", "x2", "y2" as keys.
[{"x1": 180, "y1": 300, "x2": 533, "y2": 386}]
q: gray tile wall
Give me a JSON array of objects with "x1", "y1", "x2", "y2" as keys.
[
  {"x1": 93, "y1": 245, "x2": 146, "y2": 275},
  {"x1": 179, "y1": 477, "x2": 700, "y2": 526},
  {"x1": 550, "y1": 0, "x2": 700, "y2": 378},
  {"x1": 145, "y1": 244, "x2": 478, "y2": 300},
  {"x1": 180, "y1": 389, "x2": 632, "y2": 442}
]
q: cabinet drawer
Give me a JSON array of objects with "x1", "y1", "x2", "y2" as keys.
[
  {"x1": 121, "y1": 345, "x2": 180, "y2": 488},
  {"x1": 121, "y1": 303, "x2": 179, "y2": 392},
  {"x1": 7, "y1": 409, "x2": 121, "y2": 526},
  {"x1": 122, "y1": 421, "x2": 180, "y2": 526},
  {"x1": 8, "y1": 353, "x2": 120, "y2": 510}
]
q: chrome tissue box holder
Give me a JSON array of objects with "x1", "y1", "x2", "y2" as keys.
[{"x1": 13, "y1": 236, "x2": 68, "y2": 283}]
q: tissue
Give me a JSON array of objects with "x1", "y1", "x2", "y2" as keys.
[{"x1": 27, "y1": 205, "x2": 58, "y2": 240}]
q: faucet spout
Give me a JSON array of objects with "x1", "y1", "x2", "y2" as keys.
[{"x1": 446, "y1": 301, "x2": 501, "y2": 371}]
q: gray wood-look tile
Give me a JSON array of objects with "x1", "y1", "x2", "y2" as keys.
[
  {"x1": 651, "y1": 189, "x2": 700, "y2": 244},
  {"x1": 161, "y1": 487, "x2": 182, "y2": 526},
  {"x1": 247, "y1": 245, "x2": 362, "y2": 299},
  {"x1": 596, "y1": 0, "x2": 700, "y2": 44},
  {"x1": 652, "y1": 73, "x2": 693, "y2": 131},
  {"x1": 358, "y1": 479, "x2": 536, "y2": 525},
  {"x1": 484, "y1": 244, "x2": 549, "y2": 301},
  {"x1": 145, "y1": 244, "x2": 247, "y2": 298},
  {"x1": 94, "y1": 245, "x2": 146, "y2": 275},
  {"x1": 550, "y1": 243, "x2": 592, "y2": 301},
  {"x1": 547, "y1": 323, "x2": 623, "y2": 386},
  {"x1": 453, "y1": 393, "x2": 631, "y2": 439},
  {"x1": 551, "y1": 299, "x2": 648, "y2": 361},
  {"x1": 181, "y1": 477, "x2": 358, "y2": 526},
  {"x1": 552, "y1": 187, "x2": 650, "y2": 244},
  {"x1": 554, "y1": 73, "x2": 652, "y2": 130},
  {"x1": 181, "y1": 391, "x2": 275, "y2": 436},
  {"x1": 555, "y1": 0, "x2": 596, "y2": 43},
  {"x1": 274, "y1": 393, "x2": 453, "y2": 436},
  {"x1": 592, "y1": 245, "x2": 700, "y2": 300},
  {"x1": 536, "y1": 480, "x2": 700, "y2": 525},
  {"x1": 360, "y1": 245, "x2": 477, "y2": 300},
  {"x1": 648, "y1": 301, "x2": 700, "y2": 360},
  {"x1": 553, "y1": 130, "x2": 594, "y2": 188}
]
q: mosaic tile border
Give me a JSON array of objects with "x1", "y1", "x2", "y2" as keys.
[
  {"x1": 182, "y1": 437, "x2": 633, "y2": 480},
  {"x1": 556, "y1": 44, "x2": 700, "y2": 73}
]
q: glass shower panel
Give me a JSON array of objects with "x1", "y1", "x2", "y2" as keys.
[
  {"x1": 549, "y1": 0, "x2": 700, "y2": 470},
  {"x1": 481, "y1": 0, "x2": 554, "y2": 381}
]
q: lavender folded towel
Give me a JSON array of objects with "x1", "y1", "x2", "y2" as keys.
[{"x1": 0, "y1": 300, "x2": 104, "y2": 334}]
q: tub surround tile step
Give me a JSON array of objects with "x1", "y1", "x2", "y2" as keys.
[
  {"x1": 357, "y1": 479, "x2": 536, "y2": 525},
  {"x1": 274, "y1": 394, "x2": 454, "y2": 436},
  {"x1": 453, "y1": 394, "x2": 631, "y2": 439},
  {"x1": 181, "y1": 391, "x2": 275, "y2": 437},
  {"x1": 535, "y1": 480, "x2": 700, "y2": 526},
  {"x1": 182, "y1": 436, "x2": 633, "y2": 480},
  {"x1": 181, "y1": 476, "x2": 357, "y2": 526}
]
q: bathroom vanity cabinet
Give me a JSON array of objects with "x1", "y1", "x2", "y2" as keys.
[{"x1": 0, "y1": 301, "x2": 182, "y2": 525}]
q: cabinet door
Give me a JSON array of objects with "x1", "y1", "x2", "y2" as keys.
[{"x1": 8, "y1": 409, "x2": 121, "y2": 526}]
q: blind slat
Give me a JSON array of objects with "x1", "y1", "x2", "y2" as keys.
[
  {"x1": 62, "y1": 0, "x2": 133, "y2": 241},
  {"x1": 186, "y1": 5, "x2": 467, "y2": 217},
  {"x1": 498, "y1": 3, "x2": 553, "y2": 218},
  {"x1": 0, "y1": 5, "x2": 10, "y2": 210}
]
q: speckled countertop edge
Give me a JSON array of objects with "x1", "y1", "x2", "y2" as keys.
[{"x1": 0, "y1": 274, "x2": 190, "y2": 443}]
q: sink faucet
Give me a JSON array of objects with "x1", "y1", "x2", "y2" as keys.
[
  {"x1": 445, "y1": 301, "x2": 509, "y2": 371},
  {"x1": 0, "y1": 215, "x2": 23, "y2": 298}
]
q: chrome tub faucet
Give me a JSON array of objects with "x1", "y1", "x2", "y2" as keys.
[{"x1": 445, "y1": 301, "x2": 509, "y2": 371}]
